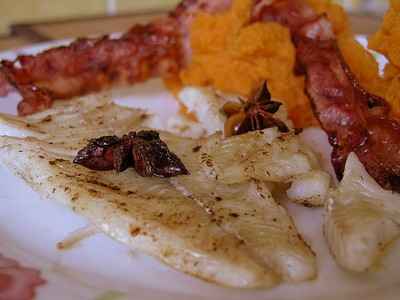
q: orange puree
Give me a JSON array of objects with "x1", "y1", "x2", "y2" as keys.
[
  {"x1": 180, "y1": 0, "x2": 316, "y2": 128},
  {"x1": 179, "y1": 0, "x2": 386, "y2": 128}
]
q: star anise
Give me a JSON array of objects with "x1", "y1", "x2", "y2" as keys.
[
  {"x1": 222, "y1": 81, "x2": 290, "y2": 137},
  {"x1": 73, "y1": 130, "x2": 189, "y2": 178}
]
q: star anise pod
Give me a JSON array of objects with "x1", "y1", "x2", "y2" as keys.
[
  {"x1": 222, "y1": 81, "x2": 289, "y2": 137},
  {"x1": 73, "y1": 130, "x2": 189, "y2": 178}
]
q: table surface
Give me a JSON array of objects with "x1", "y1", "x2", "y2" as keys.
[{"x1": 0, "y1": 10, "x2": 384, "y2": 51}]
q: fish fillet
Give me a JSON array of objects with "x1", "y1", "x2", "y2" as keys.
[
  {"x1": 325, "y1": 153, "x2": 400, "y2": 272},
  {"x1": 0, "y1": 94, "x2": 148, "y2": 153},
  {"x1": 0, "y1": 95, "x2": 283, "y2": 287},
  {"x1": 170, "y1": 130, "x2": 318, "y2": 282},
  {"x1": 0, "y1": 135, "x2": 278, "y2": 288},
  {"x1": 0, "y1": 94, "x2": 326, "y2": 285}
]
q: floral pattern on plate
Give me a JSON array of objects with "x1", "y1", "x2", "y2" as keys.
[{"x1": 0, "y1": 252, "x2": 46, "y2": 300}]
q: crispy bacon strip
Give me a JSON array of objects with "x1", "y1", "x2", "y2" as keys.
[
  {"x1": 256, "y1": 0, "x2": 400, "y2": 192},
  {"x1": 0, "y1": 0, "x2": 232, "y2": 116},
  {"x1": 1, "y1": 21, "x2": 182, "y2": 116}
]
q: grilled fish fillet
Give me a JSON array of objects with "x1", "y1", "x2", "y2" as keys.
[
  {"x1": 173, "y1": 129, "x2": 329, "y2": 205},
  {"x1": 0, "y1": 136, "x2": 275, "y2": 287},
  {"x1": 0, "y1": 94, "x2": 325, "y2": 286},
  {"x1": 0, "y1": 95, "x2": 148, "y2": 153},
  {"x1": 325, "y1": 153, "x2": 400, "y2": 272},
  {"x1": 171, "y1": 130, "x2": 318, "y2": 282}
]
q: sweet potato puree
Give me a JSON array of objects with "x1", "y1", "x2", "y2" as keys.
[
  {"x1": 369, "y1": 0, "x2": 400, "y2": 116},
  {"x1": 180, "y1": 0, "x2": 315, "y2": 128},
  {"x1": 179, "y1": 0, "x2": 385, "y2": 128}
]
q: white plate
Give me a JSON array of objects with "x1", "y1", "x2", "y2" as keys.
[{"x1": 0, "y1": 38, "x2": 398, "y2": 300}]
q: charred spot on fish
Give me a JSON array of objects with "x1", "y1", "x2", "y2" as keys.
[
  {"x1": 140, "y1": 113, "x2": 149, "y2": 120},
  {"x1": 302, "y1": 201, "x2": 314, "y2": 208},
  {"x1": 49, "y1": 158, "x2": 67, "y2": 166},
  {"x1": 88, "y1": 188, "x2": 99, "y2": 196},
  {"x1": 192, "y1": 145, "x2": 202, "y2": 153},
  {"x1": 223, "y1": 81, "x2": 290, "y2": 137},
  {"x1": 130, "y1": 226, "x2": 141, "y2": 237},
  {"x1": 40, "y1": 115, "x2": 52, "y2": 123},
  {"x1": 71, "y1": 193, "x2": 80, "y2": 202},
  {"x1": 73, "y1": 130, "x2": 189, "y2": 178}
]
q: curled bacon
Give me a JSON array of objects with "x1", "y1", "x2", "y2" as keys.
[
  {"x1": 0, "y1": 0, "x2": 232, "y2": 116},
  {"x1": 257, "y1": 0, "x2": 400, "y2": 191},
  {"x1": 1, "y1": 21, "x2": 182, "y2": 116}
]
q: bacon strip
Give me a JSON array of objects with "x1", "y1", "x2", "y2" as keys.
[
  {"x1": 256, "y1": 0, "x2": 400, "y2": 192},
  {"x1": 0, "y1": 0, "x2": 232, "y2": 116},
  {"x1": 1, "y1": 20, "x2": 182, "y2": 116}
]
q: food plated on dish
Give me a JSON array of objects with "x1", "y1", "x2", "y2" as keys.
[{"x1": 1, "y1": 0, "x2": 400, "y2": 295}]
